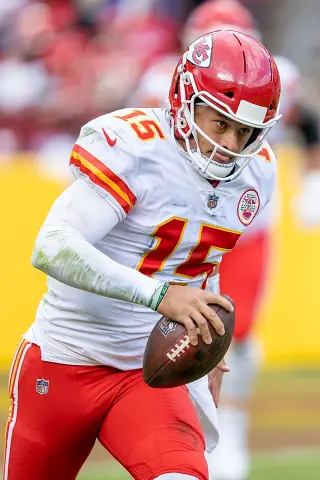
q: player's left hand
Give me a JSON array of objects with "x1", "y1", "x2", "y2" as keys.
[{"x1": 208, "y1": 358, "x2": 230, "y2": 407}]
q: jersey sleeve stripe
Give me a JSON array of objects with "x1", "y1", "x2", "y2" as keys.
[
  {"x1": 71, "y1": 153, "x2": 132, "y2": 214},
  {"x1": 70, "y1": 144, "x2": 136, "y2": 213},
  {"x1": 72, "y1": 144, "x2": 136, "y2": 205}
]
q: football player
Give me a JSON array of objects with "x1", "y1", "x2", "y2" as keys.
[
  {"x1": 129, "y1": 2, "x2": 320, "y2": 479},
  {"x1": 3, "y1": 31, "x2": 281, "y2": 480}
]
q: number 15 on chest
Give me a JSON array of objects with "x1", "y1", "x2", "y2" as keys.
[{"x1": 137, "y1": 217, "x2": 242, "y2": 289}]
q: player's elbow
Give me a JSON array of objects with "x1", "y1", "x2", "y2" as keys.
[
  {"x1": 31, "y1": 244, "x2": 50, "y2": 273},
  {"x1": 31, "y1": 247, "x2": 45, "y2": 271},
  {"x1": 31, "y1": 223, "x2": 81, "y2": 275},
  {"x1": 31, "y1": 227, "x2": 55, "y2": 273}
]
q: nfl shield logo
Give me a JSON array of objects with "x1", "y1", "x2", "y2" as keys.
[
  {"x1": 36, "y1": 379, "x2": 49, "y2": 395},
  {"x1": 207, "y1": 194, "x2": 219, "y2": 209},
  {"x1": 158, "y1": 318, "x2": 176, "y2": 337}
]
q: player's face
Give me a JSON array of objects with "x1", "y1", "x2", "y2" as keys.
[{"x1": 192, "y1": 106, "x2": 254, "y2": 163}]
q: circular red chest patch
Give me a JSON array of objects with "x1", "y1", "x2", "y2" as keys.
[{"x1": 237, "y1": 189, "x2": 260, "y2": 226}]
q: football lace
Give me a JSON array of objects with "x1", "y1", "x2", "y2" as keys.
[{"x1": 166, "y1": 335, "x2": 190, "y2": 362}]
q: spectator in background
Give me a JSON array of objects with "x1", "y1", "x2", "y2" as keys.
[{"x1": 0, "y1": 0, "x2": 181, "y2": 179}]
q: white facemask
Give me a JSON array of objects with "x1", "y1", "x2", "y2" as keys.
[{"x1": 174, "y1": 64, "x2": 281, "y2": 182}]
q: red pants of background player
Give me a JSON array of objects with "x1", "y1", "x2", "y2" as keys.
[
  {"x1": 3, "y1": 342, "x2": 208, "y2": 480},
  {"x1": 219, "y1": 229, "x2": 270, "y2": 341}
]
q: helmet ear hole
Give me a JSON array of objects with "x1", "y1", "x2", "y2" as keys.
[
  {"x1": 177, "y1": 117, "x2": 187, "y2": 128},
  {"x1": 182, "y1": 73, "x2": 191, "y2": 85},
  {"x1": 224, "y1": 91, "x2": 234, "y2": 98},
  {"x1": 244, "y1": 128, "x2": 260, "y2": 149}
]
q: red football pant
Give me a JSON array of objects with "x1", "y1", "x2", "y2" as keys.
[
  {"x1": 3, "y1": 342, "x2": 208, "y2": 480},
  {"x1": 220, "y1": 229, "x2": 270, "y2": 341}
]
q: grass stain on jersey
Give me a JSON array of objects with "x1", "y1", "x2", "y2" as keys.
[
  {"x1": 32, "y1": 249, "x2": 52, "y2": 271},
  {"x1": 53, "y1": 248, "x2": 100, "y2": 291},
  {"x1": 33, "y1": 244, "x2": 141, "y2": 303},
  {"x1": 81, "y1": 127, "x2": 97, "y2": 137},
  {"x1": 33, "y1": 247, "x2": 99, "y2": 292}
]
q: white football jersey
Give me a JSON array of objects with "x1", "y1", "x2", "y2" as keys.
[{"x1": 24, "y1": 108, "x2": 276, "y2": 369}]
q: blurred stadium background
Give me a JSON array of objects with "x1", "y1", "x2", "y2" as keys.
[{"x1": 0, "y1": 0, "x2": 319, "y2": 479}]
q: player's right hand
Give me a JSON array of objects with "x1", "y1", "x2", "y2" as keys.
[
  {"x1": 157, "y1": 285, "x2": 234, "y2": 346},
  {"x1": 208, "y1": 358, "x2": 230, "y2": 407}
]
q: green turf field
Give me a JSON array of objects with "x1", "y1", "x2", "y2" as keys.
[
  {"x1": 2, "y1": 448, "x2": 319, "y2": 479},
  {"x1": 77, "y1": 449, "x2": 320, "y2": 480}
]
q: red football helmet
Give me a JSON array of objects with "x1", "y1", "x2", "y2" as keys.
[
  {"x1": 183, "y1": 0, "x2": 259, "y2": 48},
  {"x1": 169, "y1": 30, "x2": 281, "y2": 181}
]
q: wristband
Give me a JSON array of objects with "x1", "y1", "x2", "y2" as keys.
[{"x1": 148, "y1": 282, "x2": 170, "y2": 311}]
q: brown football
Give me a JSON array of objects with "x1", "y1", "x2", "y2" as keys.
[{"x1": 143, "y1": 295, "x2": 235, "y2": 388}]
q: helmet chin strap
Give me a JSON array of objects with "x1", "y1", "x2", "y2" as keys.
[
  {"x1": 190, "y1": 124, "x2": 235, "y2": 179},
  {"x1": 186, "y1": 136, "x2": 239, "y2": 180},
  {"x1": 200, "y1": 152, "x2": 235, "y2": 178},
  {"x1": 171, "y1": 117, "x2": 249, "y2": 181}
]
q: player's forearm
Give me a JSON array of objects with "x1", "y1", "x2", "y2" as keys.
[{"x1": 32, "y1": 223, "x2": 164, "y2": 307}]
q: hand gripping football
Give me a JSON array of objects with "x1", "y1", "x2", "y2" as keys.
[{"x1": 143, "y1": 295, "x2": 235, "y2": 388}]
